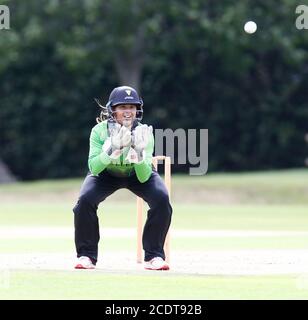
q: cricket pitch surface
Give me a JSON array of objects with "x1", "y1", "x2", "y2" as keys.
[{"x1": 1, "y1": 227, "x2": 308, "y2": 276}]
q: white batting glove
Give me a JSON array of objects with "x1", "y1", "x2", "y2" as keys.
[
  {"x1": 102, "y1": 138, "x2": 122, "y2": 159},
  {"x1": 103, "y1": 124, "x2": 132, "y2": 159},
  {"x1": 111, "y1": 125, "x2": 132, "y2": 149},
  {"x1": 130, "y1": 125, "x2": 153, "y2": 162},
  {"x1": 133, "y1": 125, "x2": 153, "y2": 150}
]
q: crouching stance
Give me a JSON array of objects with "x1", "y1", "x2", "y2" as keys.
[{"x1": 73, "y1": 86, "x2": 172, "y2": 270}]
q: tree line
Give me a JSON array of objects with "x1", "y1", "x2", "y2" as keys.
[{"x1": 0, "y1": 0, "x2": 307, "y2": 180}]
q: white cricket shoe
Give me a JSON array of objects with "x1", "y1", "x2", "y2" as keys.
[
  {"x1": 144, "y1": 257, "x2": 170, "y2": 271},
  {"x1": 74, "y1": 256, "x2": 95, "y2": 269}
]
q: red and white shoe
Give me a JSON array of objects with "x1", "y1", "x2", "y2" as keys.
[
  {"x1": 144, "y1": 257, "x2": 170, "y2": 271},
  {"x1": 74, "y1": 256, "x2": 95, "y2": 269}
]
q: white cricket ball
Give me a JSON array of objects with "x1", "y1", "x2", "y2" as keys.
[{"x1": 244, "y1": 21, "x2": 257, "y2": 34}]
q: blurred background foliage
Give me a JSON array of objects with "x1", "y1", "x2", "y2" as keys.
[{"x1": 0, "y1": 0, "x2": 307, "y2": 180}]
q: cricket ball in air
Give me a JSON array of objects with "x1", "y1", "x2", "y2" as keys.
[{"x1": 244, "y1": 21, "x2": 257, "y2": 34}]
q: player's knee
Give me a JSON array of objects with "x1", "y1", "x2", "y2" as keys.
[
  {"x1": 155, "y1": 190, "x2": 168, "y2": 202},
  {"x1": 156, "y1": 191, "x2": 172, "y2": 213},
  {"x1": 73, "y1": 194, "x2": 96, "y2": 213}
]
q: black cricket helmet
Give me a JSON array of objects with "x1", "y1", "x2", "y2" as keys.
[{"x1": 106, "y1": 86, "x2": 143, "y2": 120}]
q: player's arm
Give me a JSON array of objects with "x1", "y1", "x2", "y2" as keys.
[{"x1": 88, "y1": 127, "x2": 112, "y2": 176}]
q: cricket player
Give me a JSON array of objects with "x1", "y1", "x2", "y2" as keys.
[{"x1": 73, "y1": 86, "x2": 172, "y2": 270}]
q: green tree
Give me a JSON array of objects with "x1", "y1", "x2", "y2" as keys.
[{"x1": 0, "y1": 0, "x2": 307, "y2": 179}]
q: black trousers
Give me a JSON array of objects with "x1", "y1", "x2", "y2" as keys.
[{"x1": 73, "y1": 170, "x2": 172, "y2": 264}]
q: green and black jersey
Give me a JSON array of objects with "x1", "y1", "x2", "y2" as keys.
[{"x1": 88, "y1": 120, "x2": 154, "y2": 183}]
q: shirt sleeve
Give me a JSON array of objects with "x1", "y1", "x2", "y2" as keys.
[
  {"x1": 88, "y1": 126, "x2": 112, "y2": 175},
  {"x1": 134, "y1": 132, "x2": 154, "y2": 183}
]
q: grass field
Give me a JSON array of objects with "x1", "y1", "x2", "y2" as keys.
[{"x1": 0, "y1": 169, "x2": 308, "y2": 299}]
